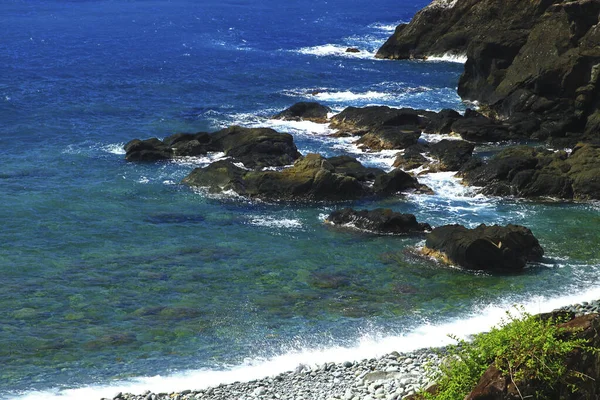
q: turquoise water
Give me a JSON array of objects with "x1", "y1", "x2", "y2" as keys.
[{"x1": 1, "y1": 0, "x2": 600, "y2": 398}]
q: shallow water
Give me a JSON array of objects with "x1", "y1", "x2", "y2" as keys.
[{"x1": 2, "y1": 1, "x2": 600, "y2": 399}]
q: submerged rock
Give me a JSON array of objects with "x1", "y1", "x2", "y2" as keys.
[
  {"x1": 326, "y1": 208, "x2": 431, "y2": 235},
  {"x1": 423, "y1": 223, "x2": 544, "y2": 271},
  {"x1": 182, "y1": 153, "x2": 424, "y2": 201},
  {"x1": 273, "y1": 101, "x2": 332, "y2": 123}
]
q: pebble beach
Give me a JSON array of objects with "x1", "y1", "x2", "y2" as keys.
[{"x1": 103, "y1": 300, "x2": 600, "y2": 400}]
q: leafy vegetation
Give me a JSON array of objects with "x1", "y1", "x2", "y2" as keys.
[{"x1": 424, "y1": 307, "x2": 598, "y2": 399}]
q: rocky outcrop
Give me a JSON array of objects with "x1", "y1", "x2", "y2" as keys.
[
  {"x1": 326, "y1": 208, "x2": 431, "y2": 235},
  {"x1": 182, "y1": 154, "x2": 424, "y2": 201},
  {"x1": 375, "y1": 0, "x2": 548, "y2": 61},
  {"x1": 273, "y1": 102, "x2": 332, "y2": 123},
  {"x1": 465, "y1": 313, "x2": 600, "y2": 400},
  {"x1": 460, "y1": 143, "x2": 600, "y2": 200},
  {"x1": 124, "y1": 126, "x2": 301, "y2": 169},
  {"x1": 392, "y1": 140, "x2": 473, "y2": 172},
  {"x1": 423, "y1": 224, "x2": 544, "y2": 271},
  {"x1": 377, "y1": 0, "x2": 600, "y2": 144}
]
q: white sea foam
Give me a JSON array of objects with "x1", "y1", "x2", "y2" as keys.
[
  {"x1": 11, "y1": 286, "x2": 600, "y2": 400},
  {"x1": 368, "y1": 21, "x2": 404, "y2": 33},
  {"x1": 248, "y1": 216, "x2": 303, "y2": 229},
  {"x1": 425, "y1": 53, "x2": 467, "y2": 64},
  {"x1": 101, "y1": 143, "x2": 127, "y2": 155},
  {"x1": 295, "y1": 44, "x2": 375, "y2": 59},
  {"x1": 419, "y1": 132, "x2": 463, "y2": 144},
  {"x1": 311, "y1": 90, "x2": 392, "y2": 103},
  {"x1": 170, "y1": 152, "x2": 227, "y2": 167}
]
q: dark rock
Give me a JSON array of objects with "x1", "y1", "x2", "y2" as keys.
[
  {"x1": 375, "y1": 0, "x2": 547, "y2": 60},
  {"x1": 210, "y1": 126, "x2": 301, "y2": 169},
  {"x1": 465, "y1": 313, "x2": 600, "y2": 400},
  {"x1": 326, "y1": 208, "x2": 431, "y2": 234},
  {"x1": 424, "y1": 108, "x2": 463, "y2": 135},
  {"x1": 423, "y1": 223, "x2": 544, "y2": 271},
  {"x1": 329, "y1": 106, "x2": 426, "y2": 135},
  {"x1": 373, "y1": 168, "x2": 420, "y2": 195},
  {"x1": 327, "y1": 155, "x2": 385, "y2": 181},
  {"x1": 377, "y1": 0, "x2": 600, "y2": 143},
  {"x1": 124, "y1": 138, "x2": 173, "y2": 161},
  {"x1": 450, "y1": 109, "x2": 514, "y2": 142},
  {"x1": 345, "y1": 47, "x2": 361, "y2": 53},
  {"x1": 356, "y1": 126, "x2": 421, "y2": 151},
  {"x1": 393, "y1": 144, "x2": 429, "y2": 170},
  {"x1": 182, "y1": 154, "x2": 425, "y2": 201},
  {"x1": 273, "y1": 102, "x2": 332, "y2": 123},
  {"x1": 460, "y1": 143, "x2": 600, "y2": 200},
  {"x1": 430, "y1": 139, "x2": 475, "y2": 171},
  {"x1": 125, "y1": 126, "x2": 301, "y2": 169}
]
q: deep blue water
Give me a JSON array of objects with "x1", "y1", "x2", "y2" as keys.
[{"x1": 2, "y1": 1, "x2": 600, "y2": 399}]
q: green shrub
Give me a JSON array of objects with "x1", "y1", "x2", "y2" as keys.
[{"x1": 424, "y1": 307, "x2": 597, "y2": 400}]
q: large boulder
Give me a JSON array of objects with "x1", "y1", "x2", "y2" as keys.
[
  {"x1": 182, "y1": 154, "x2": 425, "y2": 201},
  {"x1": 124, "y1": 126, "x2": 301, "y2": 169},
  {"x1": 273, "y1": 102, "x2": 332, "y2": 123},
  {"x1": 329, "y1": 106, "x2": 428, "y2": 135},
  {"x1": 326, "y1": 208, "x2": 431, "y2": 235},
  {"x1": 423, "y1": 223, "x2": 544, "y2": 271},
  {"x1": 210, "y1": 126, "x2": 301, "y2": 169},
  {"x1": 429, "y1": 139, "x2": 475, "y2": 171},
  {"x1": 460, "y1": 143, "x2": 600, "y2": 200},
  {"x1": 355, "y1": 126, "x2": 421, "y2": 151}
]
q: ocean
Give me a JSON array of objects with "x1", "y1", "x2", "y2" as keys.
[{"x1": 1, "y1": 0, "x2": 600, "y2": 399}]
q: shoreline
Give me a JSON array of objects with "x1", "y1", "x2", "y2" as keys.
[{"x1": 102, "y1": 299, "x2": 600, "y2": 400}]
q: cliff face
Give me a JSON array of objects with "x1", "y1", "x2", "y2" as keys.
[{"x1": 377, "y1": 0, "x2": 600, "y2": 143}]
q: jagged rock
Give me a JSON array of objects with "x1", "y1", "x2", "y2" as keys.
[
  {"x1": 375, "y1": 0, "x2": 547, "y2": 60},
  {"x1": 465, "y1": 313, "x2": 600, "y2": 400},
  {"x1": 429, "y1": 139, "x2": 474, "y2": 171},
  {"x1": 124, "y1": 126, "x2": 301, "y2": 169},
  {"x1": 182, "y1": 154, "x2": 424, "y2": 201},
  {"x1": 326, "y1": 155, "x2": 385, "y2": 181},
  {"x1": 210, "y1": 126, "x2": 301, "y2": 169},
  {"x1": 329, "y1": 106, "x2": 427, "y2": 135},
  {"x1": 326, "y1": 208, "x2": 431, "y2": 235},
  {"x1": 393, "y1": 144, "x2": 429, "y2": 170},
  {"x1": 423, "y1": 223, "x2": 544, "y2": 271},
  {"x1": 124, "y1": 138, "x2": 174, "y2": 161},
  {"x1": 450, "y1": 109, "x2": 514, "y2": 142},
  {"x1": 345, "y1": 47, "x2": 361, "y2": 53},
  {"x1": 356, "y1": 126, "x2": 421, "y2": 150},
  {"x1": 377, "y1": 0, "x2": 600, "y2": 143},
  {"x1": 460, "y1": 143, "x2": 600, "y2": 200},
  {"x1": 273, "y1": 102, "x2": 332, "y2": 123}
]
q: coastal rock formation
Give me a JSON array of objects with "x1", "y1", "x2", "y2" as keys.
[
  {"x1": 465, "y1": 313, "x2": 600, "y2": 400},
  {"x1": 423, "y1": 224, "x2": 544, "y2": 271},
  {"x1": 377, "y1": 0, "x2": 600, "y2": 144},
  {"x1": 124, "y1": 126, "x2": 301, "y2": 169},
  {"x1": 273, "y1": 101, "x2": 332, "y2": 123},
  {"x1": 326, "y1": 208, "x2": 432, "y2": 235},
  {"x1": 182, "y1": 154, "x2": 423, "y2": 201},
  {"x1": 392, "y1": 140, "x2": 474, "y2": 172},
  {"x1": 460, "y1": 143, "x2": 600, "y2": 200}
]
